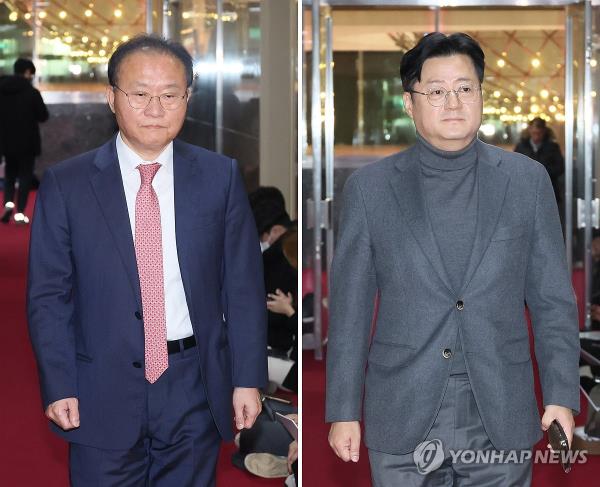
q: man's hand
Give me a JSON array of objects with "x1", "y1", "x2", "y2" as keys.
[
  {"x1": 45, "y1": 397, "x2": 80, "y2": 430},
  {"x1": 288, "y1": 440, "x2": 298, "y2": 473},
  {"x1": 542, "y1": 405, "x2": 575, "y2": 449},
  {"x1": 233, "y1": 387, "x2": 262, "y2": 430},
  {"x1": 329, "y1": 421, "x2": 361, "y2": 462}
]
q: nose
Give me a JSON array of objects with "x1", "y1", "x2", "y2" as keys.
[
  {"x1": 444, "y1": 90, "x2": 461, "y2": 108},
  {"x1": 144, "y1": 96, "x2": 165, "y2": 116}
]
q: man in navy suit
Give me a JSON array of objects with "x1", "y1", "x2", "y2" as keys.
[{"x1": 27, "y1": 34, "x2": 267, "y2": 486}]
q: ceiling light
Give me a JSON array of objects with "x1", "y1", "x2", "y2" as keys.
[
  {"x1": 531, "y1": 58, "x2": 541, "y2": 68},
  {"x1": 85, "y1": 9, "x2": 93, "y2": 18}
]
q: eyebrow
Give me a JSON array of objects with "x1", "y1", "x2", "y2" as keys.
[
  {"x1": 423, "y1": 77, "x2": 475, "y2": 85},
  {"x1": 129, "y1": 82, "x2": 184, "y2": 89}
]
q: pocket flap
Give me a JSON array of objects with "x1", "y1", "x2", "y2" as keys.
[{"x1": 368, "y1": 339, "x2": 415, "y2": 368}]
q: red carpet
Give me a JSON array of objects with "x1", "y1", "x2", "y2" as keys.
[
  {"x1": 303, "y1": 300, "x2": 600, "y2": 485},
  {"x1": 0, "y1": 191, "x2": 288, "y2": 486}
]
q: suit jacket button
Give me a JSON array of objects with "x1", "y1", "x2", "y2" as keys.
[
  {"x1": 443, "y1": 348, "x2": 452, "y2": 359},
  {"x1": 456, "y1": 300, "x2": 464, "y2": 311},
  {"x1": 132, "y1": 361, "x2": 142, "y2": 368},
  {"x1": 135, "y1": 311, "x2": 142, "y2": 320}
]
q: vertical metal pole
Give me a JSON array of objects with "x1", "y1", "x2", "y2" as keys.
[
  {"x1": 565, "y1": 13, "x2": 574, "y2": 275},
  {"x1": 311, "y1": 0, "x2": 323, "y2": 360},
  {"x1": 584, "y1": 0, "x2": 593, "y2": 330},
  {"x1": 325, "y1": 16, "x2": 335, "y2": 279},
  {"x1": 146, "y1": 0, "x2": 154, "y2": 33},
  {"x1": 32, "y1": 1, "x2": 41, "y2": 76},
  {"x1": 163, "y1": 0, "x2": 171, "y2": 39},
  {"x1": 356, "y1": 51, "x2": 365, "y2": 146},
  {"x1": 215, "y1": 0, "x2": 224, "y2": 154}
]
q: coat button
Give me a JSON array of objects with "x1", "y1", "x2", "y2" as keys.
[
  {"x1": 456, "y1": 300, "x2": 464, "y2": 311},
  {"x1": 132, "y1": 361, "x2": 142, "y2": 368},
  {"x1": 135, "y1": 311, "x2": 142, "y2": 320},
  {"x1": 443, "y1": 348, "x2": 452, "y2": 359}
]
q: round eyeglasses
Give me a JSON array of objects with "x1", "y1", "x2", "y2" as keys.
[
  {"x1": 113, "y1": 85, "x2": 188, "y2": 110},
  {"x1": 410, "y1": 85, "x2": 481, "y2": 107}
]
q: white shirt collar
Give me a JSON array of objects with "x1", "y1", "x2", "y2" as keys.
[{"x1": 116, "y1": 131, "x2": 173, "y2": 174}]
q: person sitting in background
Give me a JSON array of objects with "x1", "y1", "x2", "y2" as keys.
[
  {"x1": 0, "y1": 58, "x2": 49, "y2": 225},
  {"x1": 249, "y1": 188, "x2": 298, "y2": 392}
]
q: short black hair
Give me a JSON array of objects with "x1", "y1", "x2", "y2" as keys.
[
  {"x1": 14, "y1": 58, "x2": 36, "y2": 76},
  {"x1": 108, "y1": 34, "x2": 194, "y2": 87},
  {"x1": 400, "y1": 32, "x2": 485, "y2": 92}
]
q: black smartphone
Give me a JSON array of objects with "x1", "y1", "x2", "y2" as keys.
[{"x1": 548, "y1": 419, "x2": 571, "y2": 473}]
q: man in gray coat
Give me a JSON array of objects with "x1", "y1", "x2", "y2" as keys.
[{"x1": 326, "y1": 32, "x2": 580, "y2": 486}]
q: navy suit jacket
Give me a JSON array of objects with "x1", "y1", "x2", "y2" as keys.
[{"x1": 27, "y1": 136, "x2": 268, "y2": 449}]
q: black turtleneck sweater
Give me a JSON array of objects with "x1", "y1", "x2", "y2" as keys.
[{"x1": 416, "y1": 132, "x2": 478, "y2": 375}]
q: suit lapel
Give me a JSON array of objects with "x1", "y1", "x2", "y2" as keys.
[
  {"x1": 173, "y1": 139, "x2": 198, "y2": 320},
  {"x1": 89, "y1": 137, "x2": 142, "y2": 309},
  {"x1": 459, "y1": 141, "x2": 509, "y2": 295},
  {"x1": 390, "y1": 148, "x2": 454, "y2": 294}
]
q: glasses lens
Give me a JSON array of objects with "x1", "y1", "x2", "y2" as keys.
[
  {"x1": 160, "y1": 94, "x2": 184, "y2": 110},
  {"x1": 457, "y1": 85, "x2": 477, "y2": 103},
  {"x1": 427, "y1": 88, "x2": 446, "y2": 106},
  {"x1": 129, "y1": 93, "x2": 151, "y2": 109}
]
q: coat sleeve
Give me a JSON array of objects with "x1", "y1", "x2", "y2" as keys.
[
  {"x1": 525, "y1": 166, "x2": 580, "y2": 413},
  {"x1": 223, "y1": 159, "x2": 268, "y2": 388},
  {"x1": 326, "y1": 172, "x2": 377, "y2": 423},
  {"x1": 27, "y1": 168, "x2": 77, "y2": 410},
  {"x1": 33, "y1": 88, "x2": 49, "y2": 123}
]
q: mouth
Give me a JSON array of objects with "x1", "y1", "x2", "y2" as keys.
[
  {"x1": 441, "y1": 118, "x2": 465, "y2": 122},
  {"x1": 142, "y1": 125, "x2": 166, "y2": 129}
]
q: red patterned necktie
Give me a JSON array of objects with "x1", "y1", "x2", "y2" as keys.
[{"x1": 134, "y1": 162, "x2": 168, "y2": 383}]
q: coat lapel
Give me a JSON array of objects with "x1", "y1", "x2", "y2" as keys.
[
  {"x1": 173, "y1": 139, "x2": 198, "y2": 321},
  {"x1": 89, "y1": 137, "x2": 142, "y2": 309},
  {"x1": 459, "y1": 141, "x2": 509, "y2": 295},
  {"x1": 390, "y1": 148, "x2": 454, "y2": 294}
]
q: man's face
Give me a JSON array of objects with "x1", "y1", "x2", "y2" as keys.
[
  {"x1": 106, "y1": 51, "x2": 189, "y2": 156},
  {"x1": 403, "y1": 54, "x2": 482, "y2": 151},
  {"x1": 528, "y1": 126, "x2": 545, "y2": 145}
]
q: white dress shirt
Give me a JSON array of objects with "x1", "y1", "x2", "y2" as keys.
[{"x1": 116, "y1": 132, "x2": 194, "y2": 340}]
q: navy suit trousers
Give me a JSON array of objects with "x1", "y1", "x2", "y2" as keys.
[{"x1": 69, "y1": 346, "x2": 221, "y2": 487}]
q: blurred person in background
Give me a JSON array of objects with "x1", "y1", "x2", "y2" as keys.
[
  {"x1": 0, "y1": 58, "x2": 48, "y2": 225},
  {"x1": 514, "y1": 117, "x2": 565, "y2": 213}
]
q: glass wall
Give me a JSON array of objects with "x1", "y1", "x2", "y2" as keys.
[{"x1": 0, "y1": 0, "x2": 265, "y2": 190}]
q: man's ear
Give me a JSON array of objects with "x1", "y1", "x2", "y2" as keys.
[
  {"x1": 106, "y1": 85, "x2": 116, "y2": 114},
  {"x1": 403, "y1": 91, "x2": 414, "y2": 119}
]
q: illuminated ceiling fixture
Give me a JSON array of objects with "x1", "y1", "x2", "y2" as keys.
[
  {"x1": 530, "y1": 96, "x2": 537, "y2": 102},
  {"x1": 531, "y1": 58, "x2": 541, "y2": 68},
  {"x1": 493, "y1": 90, "x2": 501, "y2": 98},
  {"x1": 182, "y1": 11, "x2": 191, "y2": 19},
  {"x1": 64, "y1": 36, "x2": 73, "y2": 44},
  {"x1": 114, "y1": 9, "x2": 122, "y2": 18},
  {"x1": 121, "y1": 35, "x2": 130, "y2": 42},
  {"x1": 516, "y1": 90, "x2": 524, "y2": 98},
  {"x1": 501, "y1": 51, "x2": 507, "y2": 57},
  {"x1": 59, "y1": 11, "x2": 67, "y2": 20},
  {"x1": 9, "y1": 11, "x2": 18, "y2": 21},
  {"x1": 530, "y1": 104, "x2": 540, "y2": 114},
  {"x1": 99, "y1": 49, "x2": 106, "y2": 56},
  {"x1": 85, "y1": 9, "x2": 93, "y2": 18},
  {"x1": 592, "y1": 91, "x2": 597, "y2": 98},
  {"x1": 39, "y1": 11, "x2": 47, "y2": 19},
  {"x1": 514, "y1": 106, "x2": 522, "y2": 114},
  {"x1": 591, "y1": 59, "x2": 598, "y2": 68},
  {"x1": 24, "y1": 12, "x2": 31, "y2": 20},
  {"x1": 549, "y1": 105, "x2": 557, "y2": 113},
  {"x1": 553, "y1": 95, "x2": 559, "y2": 102},
  {"x1": 101, "y1": 36, "x2": 109, "y2": 45},
  {"x1": 540, "y1": 89, "x2": 549, "y2": 99},
  {"x1": 82, "y1": 36, "x2": 89, "y2": 43},
  {"x1": 496, "y1": 59, "x2": 506, "y2": 68}
]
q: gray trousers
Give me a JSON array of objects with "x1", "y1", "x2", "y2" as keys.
[{"x1": 369, "y1": 374, "x2": 533, "y2": 487}]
